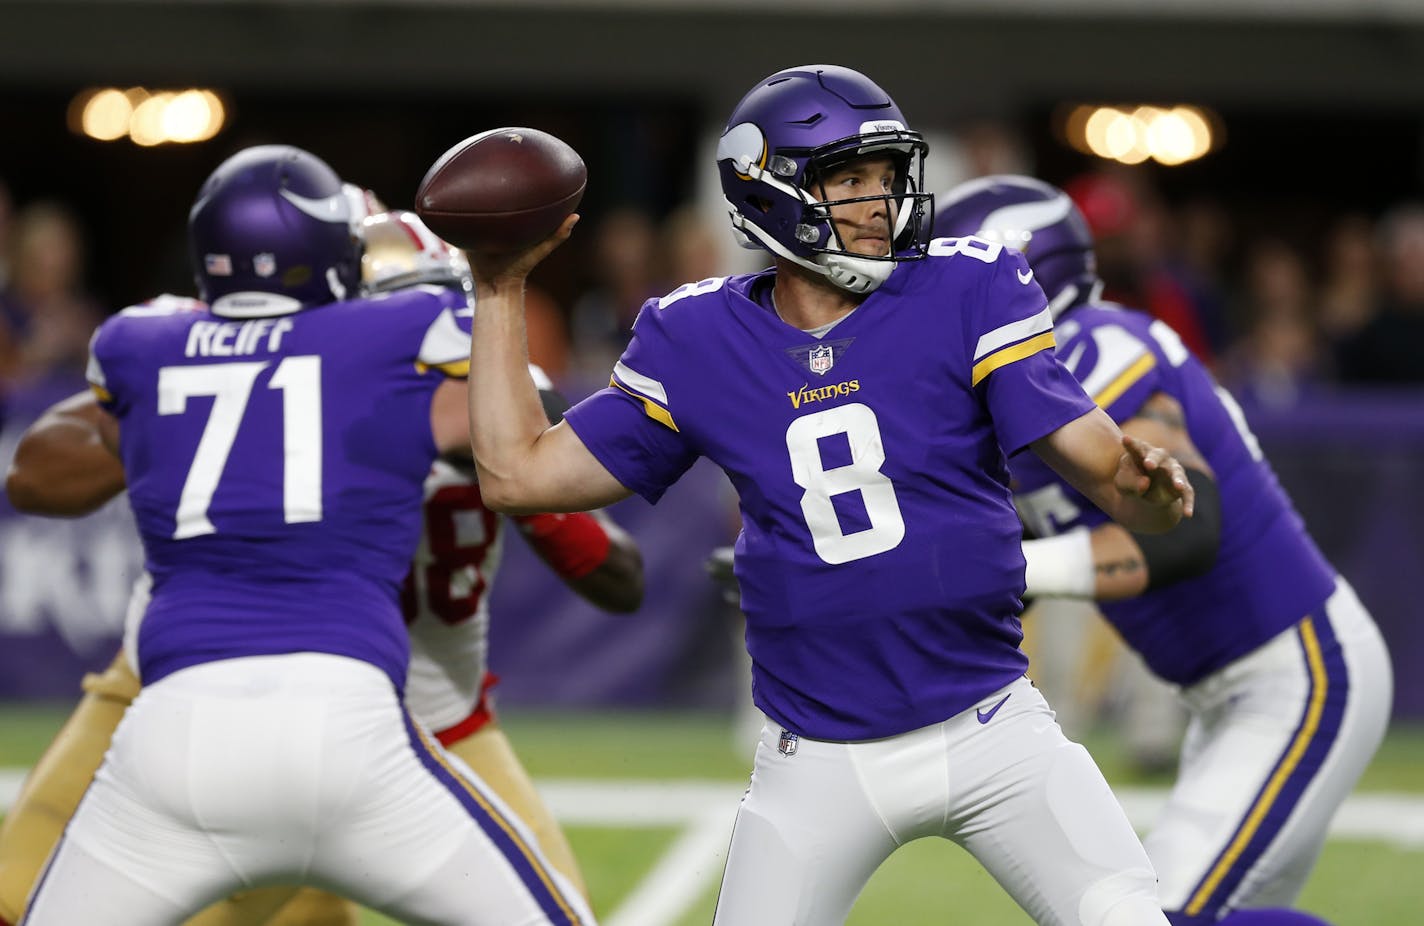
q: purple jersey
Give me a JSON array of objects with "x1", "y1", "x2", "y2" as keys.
[
  {"x1": 563, "y1": 239, "x2": 1096, "y2": 740},
  {"x1": 87, "y1": 287, "x2": 473, "y2": 689},
  {"x1": 1010, "y1": 303, "x2": 1336, "y2": 686}
]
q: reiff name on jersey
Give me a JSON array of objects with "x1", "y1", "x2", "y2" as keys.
[{"x1": 185, "y1": 318, "x2": 295, "y2": 357}]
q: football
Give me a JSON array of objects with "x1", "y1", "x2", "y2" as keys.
[{"x1": 414, "y1": 127, "x2": 586, "y2": 253}]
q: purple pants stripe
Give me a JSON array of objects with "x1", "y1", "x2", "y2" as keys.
[
  {"x1": 1180, "y1": 613, "x2": 1349, "y2": 918},
  {"x1": 401, "y1": 710, "x2": 584, "y2": 925}
]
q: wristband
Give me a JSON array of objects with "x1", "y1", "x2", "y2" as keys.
[
  {"x1": 511, "y1": 511, "x2": 613, "y2": 579},
  {"x1": 1022, "y1": 527, "x2": 1096, "y2": 598}
]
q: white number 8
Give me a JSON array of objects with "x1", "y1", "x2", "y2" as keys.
[{"x1": 785, "y1": 403, "x2": 905, "y2": 564}]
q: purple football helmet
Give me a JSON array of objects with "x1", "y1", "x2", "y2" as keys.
[
  {"x1": 717, "y1": 65, "x2": 933, "y2": 294},
  {"x1": 934, "y1": 174, "x2": 1102, "y2": 319},
  {"x1": 189, "y1": 145, "x2": 361, "y2": 318}
]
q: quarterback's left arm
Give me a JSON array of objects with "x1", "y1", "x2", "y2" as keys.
[
  {"x1": 6, "y1": 390, "x2": 125, "y2": 516},
  {"x1": 1024, "y1": 392, "x2": 1221, "y2": 600},
  {"x1": 1029, "y1": 404, "x2": 1194, "y2": 536}
]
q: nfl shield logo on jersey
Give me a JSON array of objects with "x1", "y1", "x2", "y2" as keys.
[
  {"x1": 254, "y1": 252, "x2": 277, "y2": 278},
  {"x1": 808, "y1": 344, "x2": 834, "y2": 375},
  {"x1": 778, "y1": 728, "x2": 799, "y2": 757}
]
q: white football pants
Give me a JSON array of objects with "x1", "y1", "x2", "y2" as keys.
[
  {"x1": 1148, "y1": 577, "x2": 1393, "y2": 920},
  {"x1": 713, "y1": 675, "x2": 1170, "y2": 926},
  {"x1": 21, "y1": 653, "x2": 594, "y2": 926}
]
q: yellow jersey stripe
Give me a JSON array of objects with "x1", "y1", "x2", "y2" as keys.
[
  {"x1": 89, "y1": 383, "x2": 114, "y2": 403},
  {"x1": 414, "y1": 359, "x2": 472, "y2": 377},
  {"x1": 1091, "y1": 352, "x2": 1157, "y2": 409},
  {"x1": 973, "y1": 305, "x2": 1053, "y2": 361},
  {"x1": 970, "y1": 331, "x2": 1056, "y2": 387},
  {"x1": 1185, "y1": 617, "x2": 1328, "y2": 915},
  {"x1": 408, "y1": 718, "x2": 583, "y2": 925},
  {"x1": 611, "y1": 378, "x2": 678, "y2": 432}
]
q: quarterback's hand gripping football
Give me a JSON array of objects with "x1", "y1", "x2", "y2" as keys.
[
  {"x1": 1117, "y1": 434, "x2": 1195, "y2": 519},
  {"x1": 467, "y1": 214, "x2": 579, "y2": 292}
]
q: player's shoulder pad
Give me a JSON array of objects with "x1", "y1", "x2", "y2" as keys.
[
  {"x1": 1053, "y1": 302, "x2": 1172, "y2": 409},
  {"x1": 635, "y1": 275, "x2": 744, "y2": 337},
  {"x1": 636, "y1": 273, "x2": 771, "y2": 351},
  {"x1": 366, "y1": 283, "x2": 469, "y2": 316},
  {"x1": 92, "y1": 293, "x2": 210, "y2": 360},
  {"x1": 100, "y1": 293, "x2": 210, "y2": 337},
  {"x1": 329, "y1": 286, "x2": 471, "y2": 375},
  {"x1": 924, "y1": 235, "x2": 1022, "y2": 273},
  {"x1": 1055, "y1": 301, "x2": 1161, "y2": 354},
  {"x1": 116, "y1": 293, "x2": 209, "y2": 318},
  {"x1": 911, "y1": 235, "x2": 1032, "y2": 304},
  {"x1": 653, "y1": 275, "x2": 732, "y2": 313},
  {"x1": 368, "y1": 286, "x2": 475, "y2": 375}
]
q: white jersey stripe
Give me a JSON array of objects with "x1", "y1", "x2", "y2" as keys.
[
  {"x1": 1077, "y1": 326, "x2": 1154, "y2": 400},
  {"x1": 612, "y1": 361, "x2": 670, "y2": 406},
  {"x1": 973, "y1": 305, "x2": 1053, "y2": 362},
  {"x1": 418, "y1": 306, "x2": 473, "y2": 367}
]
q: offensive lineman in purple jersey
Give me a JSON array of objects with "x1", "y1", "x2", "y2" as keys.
[
  {"x1": 20, "y1": 147, "x2": 593, "y2": 926},
  {"x1": 462, "y1": 65, "x2": 1194, "y2": 925},
  {"x1": 937, "y1": 175, "x2": 1393, "y2": 926}
]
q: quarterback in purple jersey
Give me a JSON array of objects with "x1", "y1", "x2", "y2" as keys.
[
  {"x1": 938, "y1": 175, "x2": 1393, "y2": 926},
  {"x1": 20, "y1": 146, "x2": 592, "y2": 926},
  {"x1": 463, "y1": 65, "x2": 1195, "y2": 925}
]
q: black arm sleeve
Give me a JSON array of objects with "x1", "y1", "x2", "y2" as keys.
[{"x1": 1131, "y1": 468, "x2": 1222, "y2": 590}]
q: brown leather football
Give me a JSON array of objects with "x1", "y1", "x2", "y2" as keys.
[{"x1": 415, "y1": 127, "x2": 586, "y2": 252}]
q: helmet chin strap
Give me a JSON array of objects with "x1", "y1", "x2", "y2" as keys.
[
  {"x1": 725, "y1": 200, "x2": 896, "y2": 296},
  {"x1": 816, "y1": 251, "x2": 896, "y2": 294}
]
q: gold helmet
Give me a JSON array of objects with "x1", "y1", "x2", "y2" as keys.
[{"x1": 360, "y1": 210, "x2": 472, "y2": 297}]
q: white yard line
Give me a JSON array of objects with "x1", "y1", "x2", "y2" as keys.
[
  {"x1": 0, "y1": 769, "x2": 24, "y2": 810},
  {"x1": 601, "y1": 805, "x2": 734, "y2": 926}
]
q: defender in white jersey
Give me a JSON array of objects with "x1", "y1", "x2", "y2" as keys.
[
  {"x1": 461, "y1": 65, "x2": 1197, "y2": 926},
  {"x1": 937, "y1": 175, "x2": 1392, "y2": 926},
  {"x1": 0, "y1": 212, "x2": 641, "y2": 926}
]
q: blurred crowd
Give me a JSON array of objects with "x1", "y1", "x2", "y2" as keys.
[
  {"x1": 2, "y1": 163, "x2": 1422, "y2": 412},
  {"x1": 1060, "y1": 168, "x2": 1424, "y2": 408},
  {"x1": 0, "y1": 179, "x2": 104, "y2": 401}
]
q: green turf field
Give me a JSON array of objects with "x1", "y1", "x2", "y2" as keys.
[{"x1": 3, "y1": 706, "x2": 1421, "y2": 924}]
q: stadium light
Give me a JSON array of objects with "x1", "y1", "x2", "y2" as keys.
[
  {"x1": 68, "y1": 87, "x2": 228, "y2": 145},
  {"x1": 1059, "y1": 103, "x2": 1220, "y2": 166}
]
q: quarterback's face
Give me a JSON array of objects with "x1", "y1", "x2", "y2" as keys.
[{"x1": 807, "y1": 155, "x2": 898, "y2": 258}]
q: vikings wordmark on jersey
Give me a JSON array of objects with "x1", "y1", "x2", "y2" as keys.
[{"x1": 565, "y1": 238, "x2": 1097, "y2": 741}]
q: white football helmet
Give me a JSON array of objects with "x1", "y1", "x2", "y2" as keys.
[{"x1": 361, "y1": 210, "x2": 472, "y2": 298}]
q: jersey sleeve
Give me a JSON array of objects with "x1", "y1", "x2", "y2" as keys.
[
  {"x1": 1056, "y1": 313, "x2": 1168, "y2": 425},
  {"x1": 561, "y1": 302, "x2": 700, "y2": 504},
  {"x1": 969, "y1": 248, "x2": 1096, "y2": 454},
  {"x1": 85, "y1": 316, "x2": 128, "y2": 413},
  {"x1": 86, "y1": 295, "x2": 205, "y2": 412},
  {"x1": 414, "y1": 287, "x2": 475, "y2": 377}
]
